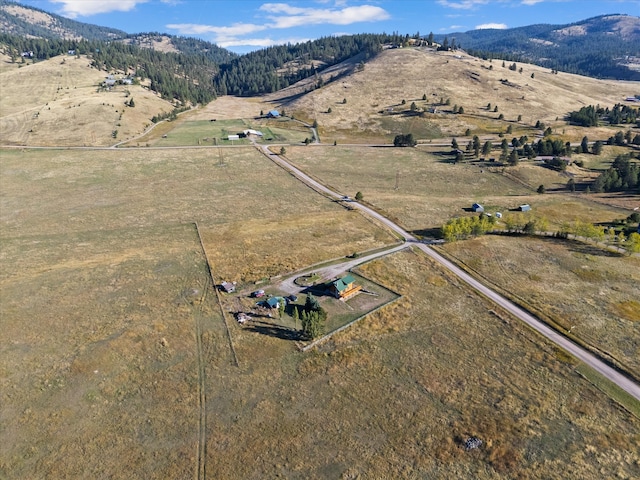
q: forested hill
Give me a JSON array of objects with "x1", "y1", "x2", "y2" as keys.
[
  {"x1": 216, "y1": 33, "x2": 404, "y2": 96},
  {"x1": 435, "y1": 15, "x2": 640, "y2": 81}
]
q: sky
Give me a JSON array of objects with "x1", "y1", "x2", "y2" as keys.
[{"x1": 15, "y1": 0, "x2": 640, "y2": 53}]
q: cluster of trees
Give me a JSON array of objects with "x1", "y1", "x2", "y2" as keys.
[
  {"x1": 560, "y1": 219, "x2": 640, "y2": 253},
  {"x1": 592, "y1": 155, "x2": 640, "y2": 193},
  {"x1": 441, "y1": 214, "x2": 497, "y2": 242},
  {"x1": 568, "y1": 104, "x2": 639, "y2": 127},
  {"x1": 296, "y1": 294, "x2": 326, "y2": 340},
  {"x1": 393, "y1": 133, "x2": 417, "y2": 147}
]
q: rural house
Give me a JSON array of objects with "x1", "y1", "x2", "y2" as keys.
[
  {"x1": 267, "y1": 110, "x2": 280, "y2": 118},
  {"x1": 472, "y1": 203, "x2": 484, "y2": 212},
  {"x1": 220, "y1": 281, "x2": 236, "y2": 293},
  {"x1": 328, "y1": 274, "x2": 361, "y2": 300},
  {"x1": 266, "y1": 297, "x2": 285, "y2": 309},
  {"x1": 519, "y1": 204, "x2": 531, "y2": 212}
]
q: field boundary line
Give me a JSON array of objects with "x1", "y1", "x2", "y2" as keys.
[{"x1": 194, "y1": 222, "x2": 240, "y2": 368}]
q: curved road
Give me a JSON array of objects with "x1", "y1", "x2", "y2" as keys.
[{"x1": 259, "y1": 144, "x2": 640, "y2": 403}]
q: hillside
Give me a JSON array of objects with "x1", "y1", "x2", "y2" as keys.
[
  {"x1": 0, "y1": 0, "x2": 235, "y2": 63},
  {"x1": 0, "y1": 54, "x2": 176, "y2": 146},
  {"x1": 437, "y1": 15, "x2": 640, "y2": 81},
  {"x1": 275, "y1": 47, "x2": 640, "y2": 142},
  {"x1": 0, "y1": 0, "x2": 125, "y2": 40}
]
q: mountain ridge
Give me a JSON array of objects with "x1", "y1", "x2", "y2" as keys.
[{"x1": 435, "y1": 14, "x2": 640, "y2": 80}]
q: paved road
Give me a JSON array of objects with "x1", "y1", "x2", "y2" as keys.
[{"x1": 259, "y1": 144, "x2": 640, "y2": 403}]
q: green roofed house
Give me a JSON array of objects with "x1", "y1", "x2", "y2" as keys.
[
  {"x1": 266, "y1": 297, "x2": 284, "y2": 309},
  {"x1": 328, "y1": 274, "x2": 362, "y2": 300}
]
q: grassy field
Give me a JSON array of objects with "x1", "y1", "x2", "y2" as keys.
[
  {"x1": 286, "y1": 145, "x2": 630, "y2": 234},
  {"x1": 0, "y1": 223, "x2": 227, "y2": 478},
  {"x1": 440, "y1": 235, "x2": 640, "y2": 379}
]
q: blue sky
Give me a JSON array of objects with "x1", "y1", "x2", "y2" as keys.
[{"x1": 16, "y1": 0, "x2": 640, "y2": 53}]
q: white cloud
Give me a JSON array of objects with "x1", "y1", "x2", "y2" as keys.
[
  {"x1": 521, "y1": 0, "x2": 544, "y2": 5},
  {"x1": 50, "y1": 0, "x2": 148, "y2": 18},
  {"x1": 167, "y1": 23, "x2": 266, "y2": 39},
  {"x1": 259, "y1": 3, "x2": 390, "y2": 28},
  {"x1": 437, "y1": 0, "x2": 489, "y2": 9},
  {"x1": 475, "y1": 23, "x2": 508, "y2": 29}
]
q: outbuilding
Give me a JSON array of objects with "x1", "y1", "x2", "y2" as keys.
[
  {"x1": 472, "y1": 203, "x2": 484, "y2": 213},
  {"x1": 519, "y1": 204, "x2": 531, "y2": 212},
  {"x1": 220, "y1": 281, "x2": 236, "y2": 293},
  {"x1": 267, "y1": 110, "x2": 280, "y2": 118}
]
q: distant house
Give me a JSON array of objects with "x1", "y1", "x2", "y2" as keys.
[
  {"x1": 227, "y1": 134, "x2": 240, "y2": 141},
  {"x1": 21, "y1": 51, "x2": 33, "y2": 58},
  {"x1": 243, "y1": 129, "x2": 263, "y2": 137},
  {"x1": 328, "y1": 274, "x2": 362, "y2": 300},
  {"x1": 519, "y1": 204, "x2": 531, "y2": 212},
  {"x1": 122, "y1": 77, "x2": 133, "y2": 85},
  {"x1": 625, "y1": 97, "x2": 638, "y2": 102},
  {"x1": 220, "y1": 281, "x2": 236, "y2": 293},
  {"x1": 495, "y1": 212, "x2": 503, "y2": 219},
  {"x1": 104, "y1": 79, "x2": 116, "y2": 87},
  {"x1": 267, "y1": 110, "x2": 280, "y2": 118},
  {"x1": 472, "y1": 203, "x2": 484, "y2": 212},
  {"x1": 67, "y1": 49, "x2": 75, "y2": 55}
]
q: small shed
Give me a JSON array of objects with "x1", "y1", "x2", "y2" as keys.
[
  {"x1": 227, "y1": 134, "x2": 240, "y2": 141},
  {"x1": 243, "y1": 129, "x2": 263, "y2": 137},
  {"x1": 220, "y1": 281, "x2": 236, "y2": 293},
  {"x1": 472, "y1": 203, "x2": 484, "y2": 213},
  {"x1": 267, "y1": 110, "x2": 280, "y2": 118},
  {"x1": 519, "y1": 204, "x2": 531, "y2": 212}
]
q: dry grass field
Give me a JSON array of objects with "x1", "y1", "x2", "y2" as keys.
[
  {"x1": 440, "y1": 235, "x2": 640, "y2": 379},
  {"x1": 274, "y1": 48, "x2": 640, "y2": 143},
  {"x1": 286, "y1": 145, "x2": 630, "y2": 233},
  {"x1": 0, "y1": 55, "x2": 173, "y2": 146}
]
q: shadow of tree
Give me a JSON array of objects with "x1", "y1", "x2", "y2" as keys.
[{"x1": 244, "y1": 320, "x2": 302, "y2": 341}]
